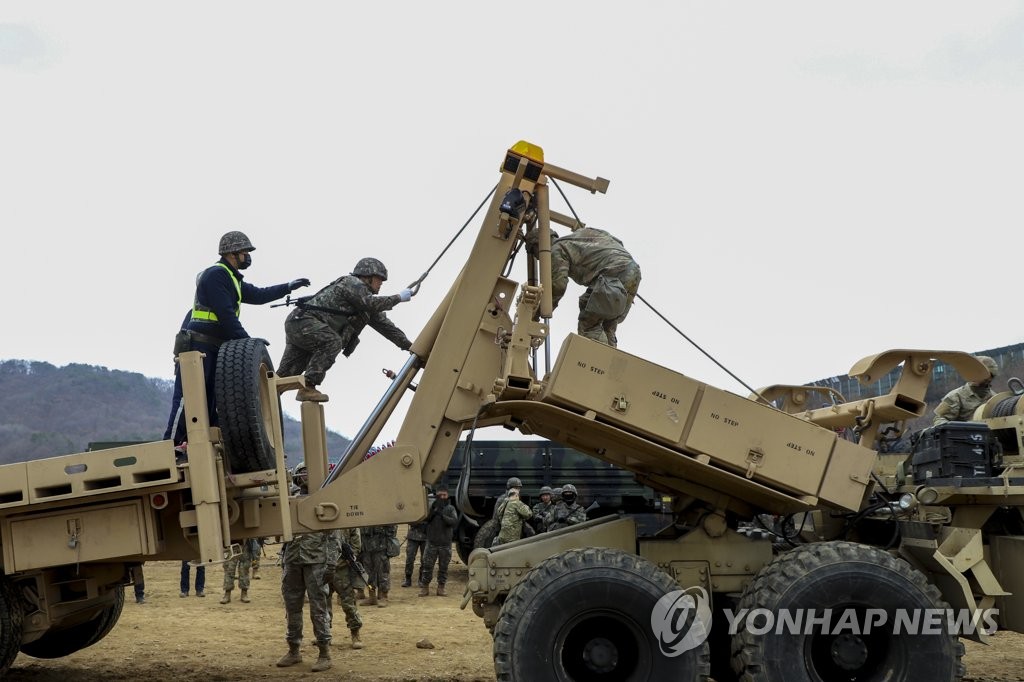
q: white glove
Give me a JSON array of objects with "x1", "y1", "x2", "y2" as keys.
[{"x1": 399, "y1": 288, "x2": 413, "y2": 302}]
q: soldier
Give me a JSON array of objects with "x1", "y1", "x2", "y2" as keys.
[
  {"x1": 933, "y1": 356, "x2": 1000, "y2": 425},
  {"x1": 277, "y1": 257, "x2": 414, "y2": 403},
  {"x1": 548, "y1": 484, "x2": 587, "y2": 531},
  {"x1": 165, "y1": 231, "x2": 309, "y2": 445},
  {"x1": 419, "y1": 485, "x2": 459, "y2": 597},
  {"x1": 180, "y1": 560, "x2": 205, "y2": 598},
  {"x1": 492, "y1": 476, "x2": 523, "y2": 521},
  {"x1": 359, "y1": 524, "x2": 398, "y2": 607},
  {"x1": 220, "y1": 537, "x2": 258, "y2": 604},
  {"x1": 276, "y1": 468, "x2": 337, "y2": 672},
  {"x1": 402, "y1": 519, "x2": 428, "y2": 587},
  {"x1": 327, "y1": 527, "x2": 366, "y2": 650},
  {"x1": 531, "y1": 485, "x2": 555, "y2": 533},
  {"x1": 493, "y1": 488, "x2": 533, "y2": 546},
  {"x1": 527, "y1": 226, "x2": 641, "y2": 348},
  {"x1": 251, "y1": 537, "x2": 264, "y2": 580}
]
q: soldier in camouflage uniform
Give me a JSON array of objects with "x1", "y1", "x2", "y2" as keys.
[
  {"x1": 326, "y1": 527, "x2": 366, "y2": 649},
  {"x1": 531, "y1": 485, "x2": 555, "y2": 533},
  {"x1": 492, "y1": 476, "x2": 523, "y2": 521},
  {"x1": 278, "y1": 257, "x2": 414, "y2": 403},
  {"x1": 403, "y1": 520, "x2": 428, "y2": 587},
  {"x1": 220, "y1": 537, "x2": 258, "y2": 603},
  {"x1": 419, "y1": 486, "x2": 459, "y2": 596},
  {"x1": 933, "y1": 356, "x2": 999, "y2": 425},
  {"x1": 276, "y1": 469, "x2": 337, "y2": 672},
  {"x1": 527, "y1": 226, "x2": 641, "y2": 348},
  {"x1": 493, "y1": 488, "x2": 533, "y2": 546},
  {"x1": 359, "y1": 524, "x2": 398, "y2": 607},
  {"x1": 547, "y1": 483, "x2": 588, "y2": 531}
]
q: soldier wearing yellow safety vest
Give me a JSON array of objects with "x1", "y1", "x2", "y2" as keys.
[{"x1": 164, "y1": 231, "x2": 309, "y2": 447}]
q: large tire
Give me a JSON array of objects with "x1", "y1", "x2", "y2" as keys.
[
  {"x1": 493, "y1": 547, "x2": 711, "y2": 681},
  {"x1": 20, "y1": 586, "x2": 124, "y2": 660},
  {"x1": 215, "y1": 338, "x2": 278, "y2": 473},
  {"x1": 456, "y1": 517, "x2": 478, "y2": 564},
  {"x1": 730, "y1": 541, "x2": 965, "y2": 682},
  {"x1": 0, "y1": 578, "x2": 25, "y2": 676},
  {"x1": 473, "y1": 518, "x2": 500, "y2": 551}
]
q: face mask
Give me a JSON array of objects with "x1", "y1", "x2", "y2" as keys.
[{"x1": 238, "y1": 252, "x2": 252, "y2": 270}]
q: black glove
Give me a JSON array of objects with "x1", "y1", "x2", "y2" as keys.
[{"x1": 289, "y1": 278, "x2": 311, "y2": 291}]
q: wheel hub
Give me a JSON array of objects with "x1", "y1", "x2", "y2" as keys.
[
  {"x1": 582, "y1": 636, "x2": 619, "y2": 674},
  {"x1": 831, "y1": 633, "x2": 869, "y2": 671}
]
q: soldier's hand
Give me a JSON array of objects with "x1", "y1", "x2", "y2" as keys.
[
  {"x1": 399, "y1": 288, "x2": 413, "y2": 302},
  {"x1": 289, "y1": 278, "x2": 311, "y2": 291}
]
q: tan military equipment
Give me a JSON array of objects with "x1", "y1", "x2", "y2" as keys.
[{"x1": 1, "y1": 142, "x2": 1023, "y2": 681}]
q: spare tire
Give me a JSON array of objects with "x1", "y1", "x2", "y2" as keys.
[
  {"x1": 20, "y1": 586, "x2": 123, "y2": 659},
  {"x1": 473, "y1": 518, "x2": 501, "y2": 551},
  {"x1": 0, "y1": 578, "x2": 24, "y2": 676},
  {"x1": 215, "y1": 338, "x2": 278, "y2": 473}
]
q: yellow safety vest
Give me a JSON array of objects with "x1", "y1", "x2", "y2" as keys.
[{"x1": 191, "y1": 263, "x2": 241, "y2": 322}]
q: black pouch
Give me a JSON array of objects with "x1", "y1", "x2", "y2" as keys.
[{"x1": 172, "y1": 330, "x2": 192, "y2": 356}]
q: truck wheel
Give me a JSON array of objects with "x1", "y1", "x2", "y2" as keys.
[
  {"x1": 473, "y1": 519, "x2": 500, "y2": 551},
  {"x1": 730, "y1": 541, "x2": 966, "y2": 682},
  {"x1": 493, "y1": 547, "x2": 711, "y2": 681},
  {"x1": 215, "y1": 338, "x2": 278, "y2": 473},
  {"x1": 456, "y1": 518, "x2": 478, "y2": 564},
  {"x1": 20, "y1": 586, "x2": 124, "y2": 659},
  {"x1": 0, "y1": 578, "x2": 25, "y2": 676}
]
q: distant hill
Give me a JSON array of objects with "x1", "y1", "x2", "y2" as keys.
[{"x1": 0, "y1": 360, "x2": 350, "y2": 465}]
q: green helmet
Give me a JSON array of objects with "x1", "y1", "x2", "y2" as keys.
[
  {"x1": 976, "y1": 355, "x2": 999, "y2": 377},
  {"x1": 539, "y1": 485, "x2": 553, "y2": 496},
  {"x1": 351, "y1": 257, "x2": 388, "y2": 280},
  {"x1": 506, "y1": 476, "x2": 523, "y2": 490},
  {"x1": 552, "y1": 487, "x2": 563, "y2": 497},
  {"x1": 218, "y1": 230, "x2": 255, "y2": 255},
  {"x1": 561, "y1": 483, "x2": 578, "y2": 503}
]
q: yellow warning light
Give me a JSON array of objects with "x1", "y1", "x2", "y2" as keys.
[{"x1": 509, "y1": 140, "x2": 544, "y2": 164}]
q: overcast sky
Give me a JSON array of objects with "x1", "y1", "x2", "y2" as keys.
[{"x1": 3, "y1": 2, "x2": 1023, "y2": 443}]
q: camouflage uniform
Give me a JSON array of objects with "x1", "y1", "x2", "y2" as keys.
[
  {"x1": 280, "y1": 531, "x2": 338, "y2": 647},
  {"x1": 223, "y1": 538, "x2": 258, "y2": 592},
  {"x1": 494, "y1": 496, "x2": 533, "y2": 545},
  {"x1": 278, "y1": 275, "x2": 412, "y2": 388},
  {"x1": 404, "y1": 521, "x2": 428, "y2": 586},
  {"x1": 933, "y1": 383, "x2": 994, "y2": 425},
  {"x1": 420, "y1": 497, "x2": 459, "y2": 593},
  {"x1": 327, "y1": 528, "x2": 365, "y2": 633},
  {"x1": 547, "y1": 500, "x2": 587, "y2": 531},
  {"x1": 550, "y1": 227, "x2": 641, "y2": 348},
  {"x1": 531, "y1": 499, "x2": 553, "y2": 533},
  {"x1": 360, "y1": 524, "x2": 398, "y2": 595}
]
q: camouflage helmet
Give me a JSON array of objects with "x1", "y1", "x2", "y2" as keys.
[
  {"x1": 539, "y1": 485, "x2": 553, "y2": 496},
  {"x1": 975, "y1": 355, "x2": 999, "y2": 378},
  {"x1": 218, "y1": 230, "x2": 256, "y2": 255},
  {"x1": 552, "y1": 487, "x2": 564, "y2": 498},
  {"x1": 506, "y1": 476, "x2": 523, "y2": 490},
  {"x1": 561, "y1": 483, "x2": 578, "y2": 503},
  {"x1": 351, "y1": 257, "x2": 388, "y2": 281}
]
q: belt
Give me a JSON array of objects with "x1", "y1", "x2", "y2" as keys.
[{"x1": 189, "y1": 331, "x2": 226, "y2": 348}]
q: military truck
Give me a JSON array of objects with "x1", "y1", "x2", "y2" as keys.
[
  {"x1": 444, "y1": 439, "x2": 670, "y2": 562},
  {"x1": 2, "y1": 141, "x2": 1023, "y2": 682}
]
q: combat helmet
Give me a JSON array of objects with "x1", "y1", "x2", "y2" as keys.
[
  {"x1": 561, "y1": 483, "x2": 578, "y2": 503},
  {"x1": 976, "y1": 355, "x2": 999, "y2": 377},
  {"x1": 506, "y1": 476, "x2": 523, "y2": 490},
  {"x1": 351, "y1": 257, "x2": 389, "y2": 281},
  {"x1": 292, "y1": 464, "x2": 308, "y2": 490},
  {"x1": 538, "y1": 485, "x2": 553, "y2": 496},
  {"x1": 218, "y1": 230, "x2": 256, "y2": 254}
]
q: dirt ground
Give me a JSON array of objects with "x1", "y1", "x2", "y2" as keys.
[{"x1": 6, "y1": 544, "x2": 1024, "y2": 682}]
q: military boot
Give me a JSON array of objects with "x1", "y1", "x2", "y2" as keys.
[
  {"x1": 276, "y1": 642, "x2": 302, "y2": 667},
  {"x1": 296, "y1": 386, "x2": 329, "y2": 403},
  {"x1": 240, "y1": 589, "x2": 250, "y2": 603},
  {"x1": 350, "y1": 628, "x2": 364, "y2": 650},
  {"x1": 220, "y1": 590, "x2": 232, "y2": 604},
  {"x1": 377, "y1": 590, "x2": 389, "y2": 607},
  {"x1": 311, "y1": 642, "x2": 332, "y2": 672},
  {"x1": 359, "y1": 586, "x2": 377, "y2": 606},
  {"x1": 436, "y1": 584, "x2": 447, "y2": 597},
  {"x1": 401, "y1": 576, "x2": 412, "y2": 588},
  {"x1": 418, "y1": 585, "x2": 430, "y2": 597},
  {"x1": 251, "y1": 568, "x2": 260, "y2": 580}
]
